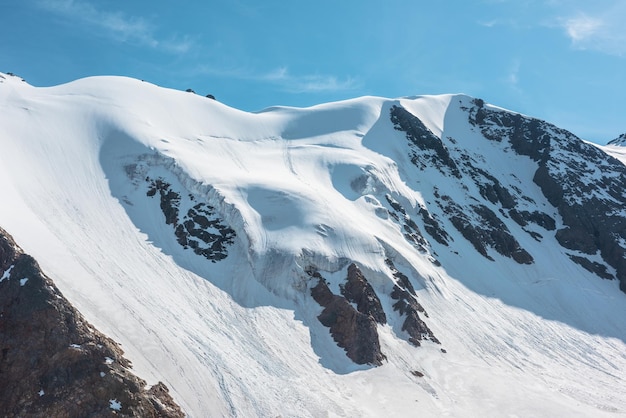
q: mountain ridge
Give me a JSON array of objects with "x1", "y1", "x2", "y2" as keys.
[{"x1": 1, "y1": 72, "x2": 626, "y2": 417}]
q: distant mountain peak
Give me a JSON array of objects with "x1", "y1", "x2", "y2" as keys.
[{"x1": 608, "y1": 132, "x2": 626, "y2": 146}]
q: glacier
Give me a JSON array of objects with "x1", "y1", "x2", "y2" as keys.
[{"x1": 1, "y1": 72, "x2": 626, "y2": 416}]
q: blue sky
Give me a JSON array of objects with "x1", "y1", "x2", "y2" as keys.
[{"x1": 1, "y1": 0, "x2": 625, "y2": 143}]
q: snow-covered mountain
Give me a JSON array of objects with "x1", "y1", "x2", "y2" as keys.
[
  {"x1": 608, "y1": 133, "x2": 626, "y2": 146},
  {"x1": 1, "y1": 71, "x2": 626, "y2": 417}
]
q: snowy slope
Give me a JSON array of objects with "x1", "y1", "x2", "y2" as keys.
[
  {"x1": 600, "y1": 141, "x2": 626, "y2": 166},
  {"x1": 1, "y1": 71, "x2": 626, "y2": 417}
]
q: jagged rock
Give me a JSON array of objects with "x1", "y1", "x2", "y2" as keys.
[
  {"x1": 341, "y1": 264, "x2": 386, "y2": 324},
  {"x1": 386, "y1": 259, "x2": 440, "y2": 346},
  {"x1": 418, "y1": 206, "x2": 450, "y2": 246},
  {"x1": 568, "y1": 255, "x2": 614, "y2": 280},
  {"x1": 608, "y1": 133, "x2": 626, "y2": 146},
  {"x1": 390, "y1": 104, "x2": 537, "y2": 266},
  {"x1": 0, "y1": 227, "x2": 184, "y2": 417},
  {"x1": 555, "y1": 226, "x2": 598, "y2": 254},
  {"x1": 466, "y1": 99, "x2": 626, "y2": 292},
  {"x1": 390, "y1": 105, "x2": 461, "y2": 177},
  {"x1": 147, "y1": 178, "x2": 180, "y2": 225},
  {"x1": 385, "y1": 259, "x2": 416, "y2": 295},
  {"x1": 391, "y1": 284, "x2": 439, "y2": 346},
  {"x1": 384, "y1": 195, "x2": 429, "y2": 252},
  {"x1": 146, "y1": 177, "x2": 236, "y2": 262},
  {"x1": 309, "y1": 271, "x2": 385, "y2": 366},
  {"x1": 462, "y1": 159, "x2": 517, "y2": 209},
  {"x1": 508, "y1": 209, "x2": 555, "y2": 231},
  {"x1": 441, "y1": 196, "x2": 533, "y2": 264}
]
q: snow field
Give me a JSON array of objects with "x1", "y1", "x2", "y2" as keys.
[{"x1": 0, "y1": 73, "x2": 625, "y2": 416}]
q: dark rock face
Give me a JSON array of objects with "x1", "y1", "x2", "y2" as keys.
[
  {"x1": 460, "y1": 158, "x2": 517, "y2": 209},
  {"x1": 147, "y1": 178, "x2": 180, "y2": 226},
  {"x1": 341, "y1": 264, "x2": 386, "y2": 324},
  {"x1": 418, "y1": 206, "x2": 450, "y2": 246},
  {"x1": 466, "y1": 98, "x2": 626, "y2": 292},
  {"x1": 384, "y1": 194, "x2": 430, "y2": 253},
  {"x1": 0, "y1": 227, "x2": 184, "y2": 417},
  {"x1": 508, "y1": 209, "x2": 555, "y2": 231},
  {"x1": 386, "y1": 259, "x2": 439, "y2": 346},
  {"x1": 309, "y1": 270, "x2": 385, "y2": 366},
  {"x1": 389, "y1": 98, "x2": 626, "y2": 288},
  {"x1": 435, "y1": 190, "x2": 534, "y2": 265},
  {"x1": 384, "y1": 194, "x2": 446, "y2": 266},
  {"x1": 568, "y1": 255, "x2": 614, "y2": 280},
  {"x1": 309, "y1": 261, "x2": 440, "y2": 365},
  {"x1": 391, "y1": 105, "x2": 460, "y2": 177},
  {"x1": 146, "y1": 176, "x2": 236, "y2": 262},
  {"x1": 390, "y1": 104, "x2": 537, "y2": 265}
]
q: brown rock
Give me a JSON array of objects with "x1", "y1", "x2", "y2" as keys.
[
  {"x1": 0, "y1": 227, "x2": 185, "y2": 417},
  {"x1": 310, "y1": 273, "x2": 385, "y2": 366},
  {"x1": 341, "y1": 264, "x2": 386, "y2": 324}
]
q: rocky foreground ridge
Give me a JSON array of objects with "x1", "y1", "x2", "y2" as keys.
[{"x1": 0, "y1": 227, "x2": 184, "y2": 417}]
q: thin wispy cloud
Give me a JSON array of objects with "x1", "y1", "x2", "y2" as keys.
[
  {"x1": 477, "y1": 1, "x2": 626, "y2": 56},
  {"x1": 477, "y1": 17, "x2": 532, "y2": 29},
  {"x1": 502, "y1": 59, "x2": 526, "y2": 98},
  {"x1": 507, "y1": 60, "x2": 520, "y2": 86},
  {"x1": 558, "y1": 4, "x2": 626, "y2": 56},
  {"x1": 479, "y1": 19, "x2": 498, "y2": 28},
  {"x1": 36, "y1": 0, "x2": 191, "y2": 54},
  {"x1": 261, "y1": 67, "x2": 359, "y2": 93},
  {"x1": 563, "y1": 14, "x2": 603, "y2": 41},
  {"x1": 196, "y1": 65, "x2": 360, "y2": 94}
]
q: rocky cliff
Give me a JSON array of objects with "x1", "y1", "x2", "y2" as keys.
[{"x1": 0, "y1": 227, "x2": 184, "y2": 417}]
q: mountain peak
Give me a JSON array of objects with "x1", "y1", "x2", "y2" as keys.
[
  {"x1": 1, "y1": 75, "x2": 625, "y2": 417},
  {"x1": 608, "y1": 132, "x2": 626, "y2": 146}
]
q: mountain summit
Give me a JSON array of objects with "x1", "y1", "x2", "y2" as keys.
[
  {"x1": 1, "y1": 72, "x2": 625, "y2": 416},
  {"x1": 608, "y1": 132, "x2": 626, "y2": 146}
]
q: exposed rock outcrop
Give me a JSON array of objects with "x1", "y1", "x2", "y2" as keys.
[
  {"x1": 341, "y1": 264, "x2": 387, "y2": 324},
  {"x1": 0, "y1": 227, "x2": 184, "y2": 417},
  {"x1": 391, "y1": 103, "x2": 536, "y2": 265},
  {"x1": 308, "y1": 269, "x2": 385, "y2": 366},
  {"x1": 386, "y1": 259, "x2": 440, "y2": 346},
  {"x1": 466, "y1": 98, "x2": 626, "y2": 292},
  {"x1": 146, "y1": 176, "x2": 236, "y2": 262},
  {"x1": 435, "y1": 190, "x2": 534, "y2": 265},
  {"x1": 308, "y1": 261, "x2": 441, "y2": 365},
  {"x1": 383, "y1": 194, "x2": 445, "y2": 266},
  {"x1": 391, "y1": 105, "x2": 460, "y2": 177}
]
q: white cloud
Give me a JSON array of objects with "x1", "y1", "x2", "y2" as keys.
[
  {"x1": 507, "y1": 61, "x2": 520, "y2": 86},
  {"x1": 558, "y1": 4, "x2": 626, "y2": 55},
  {"x1": 262, "y1": 67, "x2": 289, "y2": 82},
  {"x1": 478, "y1": 1, "x2": 626, "y2": 56},
  {"x1": 196, "y1": 65, "x2": 359, "y2": 94},
  {"x1": 261, "y1": 68, "x2": 359, "y2": 93},
  {"x1": 563, "y1": 14, "x2": 603, "y2": 42},
  {"x1": 500, "y1": 59, "x2": 524, "y2": 97},
  {"x1": 479, "y1": 20, "x2": 498, "y2": 28},
  {"x1": 37, "y1": 0, "x2": 191, "y2": 54}
]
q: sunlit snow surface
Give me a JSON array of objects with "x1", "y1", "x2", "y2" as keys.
[
  {"x1": 601, "y1": 143, "x2": 626, "y2": 166},
  {"x1": 1, "y1": 72, "x2": 626, "y2": 417}
]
